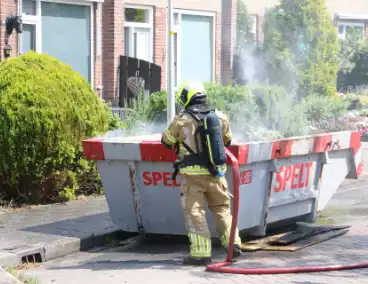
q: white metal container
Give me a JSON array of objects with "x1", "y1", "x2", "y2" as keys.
[{"x1": 82, "y1": 131, "x2": 363, "y2": 237}]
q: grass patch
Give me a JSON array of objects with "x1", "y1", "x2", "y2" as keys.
[{"x1": 5, "y1": 266, "x2": 40, "y2": 284}]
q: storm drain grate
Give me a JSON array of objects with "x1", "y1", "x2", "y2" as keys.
[{"x1": 21, "y1": 253, "x2": 42, "y2": 264}]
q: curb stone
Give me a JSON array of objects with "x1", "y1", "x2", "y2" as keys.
[
  {"x1": 0, "y1": 229, "x2": 132, "y2": 267},
  {"x1": 0, "y1": 266, "x2": 23, "y2": 284}
]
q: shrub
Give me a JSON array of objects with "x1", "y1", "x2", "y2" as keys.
[
  {"x1": 248, "y1": 85, "x2": 308, "y2": 138},
  {"x1": 104, "y1": 101, "x2": 127, "y2": 130},
  {"x1": 360, "y1": 109, "x2": 368, "y2": 117},
  {"x1": 205, "y1": 83, "x2": 257, "y2": 119},
  {"x1": 205, "y1": 83, "x2": 308, "y2": 140},
  {"x1": 145, "y1": 90, "x2": 169, "y2": 123},
  {"x1": 262, "y1": 0, "x2": 339, "y2": 98},
  {"x1": 126, "y1": 82, "x2": 351, "y2": 142},
  {"x1": 300, "y1": 93, "x2": 349, "y2": 122},
  {"x1": 0, "y1": 51, "x2": 108, "y2": 203},
  {"x1": 344, "y1": 93, "x2": 368, "y2": 110}
]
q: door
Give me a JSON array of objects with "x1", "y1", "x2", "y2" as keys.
[{"x1": 125, "y1": 27, "x2": 150, "y2": 62}]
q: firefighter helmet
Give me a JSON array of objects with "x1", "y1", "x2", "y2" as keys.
[{"x1": 178, "y1": 81, "x2": 207, "y2": 107}]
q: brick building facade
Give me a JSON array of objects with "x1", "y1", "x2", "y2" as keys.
[
  {"x1": 102, "y1": 0, "x2": 237, "y2": 104},
  {"x1": 0, "y1": 0, "x2": 237, "y2": 106},
  {"x1": 0, "y1": 0, "x2": 104, "y2": 94}
]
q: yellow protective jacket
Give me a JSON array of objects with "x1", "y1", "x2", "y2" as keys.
[{"x1": 161, "y1": 109, "x2": 232, "y2": 175}]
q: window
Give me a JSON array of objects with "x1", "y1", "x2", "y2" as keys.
[
  {"x1": 19, "y1": 0, "x2": 95, "y2": 85},
  {"x1": 22, "y1": 0, "x2": 36, "y2": 15},
  {"x1": 125, "y1": 8, "x2": 149, "y2": 23},
  {"x1": 337, "y1": 22, "x2": 365, "y2": 40},
  {"x1": 41, "y1": 2, "x2": 92, "y2": 82},
  {"x1": 172, "y1": 10, "x2": 215, "y2": 88},
  {"x1": 124, "y1": 6, "x2": 153, "y2": 62}
]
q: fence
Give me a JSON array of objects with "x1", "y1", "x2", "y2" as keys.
[
  {"x1": 119, "y1": 56, "x2": 162, "y2": 108},
  {"x1": 111, "y1": 107, "x2": 126, "y2": 121}
]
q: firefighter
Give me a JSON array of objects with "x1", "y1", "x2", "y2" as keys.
[{"x1": 161, "y1": 80, "x2": 242, "y2": 266}]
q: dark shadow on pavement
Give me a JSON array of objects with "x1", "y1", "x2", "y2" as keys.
[{"x1": 20, "y1": 213, "x2": 120, "y2": 237}]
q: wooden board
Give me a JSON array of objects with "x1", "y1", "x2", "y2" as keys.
[
  {"x1": 269, "y1": 225, "x2": 350, "y2": 246},
  {"x1": 262, "y1": 229, "x2": 349, "y2": 252},
  {"x1": 240, "y1": 224, "x2": 351, "y2": 252},
  {"x1": 240, "y1": 232, "x2": 289, "y2": 252}
]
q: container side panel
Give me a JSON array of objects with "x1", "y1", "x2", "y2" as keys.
[
  {"x1": 317, "y1": 149, "x2": 351, "y2": 211},
  {"x1": 269, "y1": 155, "x2": 320, "y2": 208},
  {"x1": 135, "y1": 162, "x2": 188, "y2": 235},
  {"x1": 236, "y1": 162, "x2": 269, "y2": 230},
  {"x1": 96, "y1": 160, "x2": 139, "y2": 232},
  {"x1": 102, "y1": 142, "x2": 141, "y2": 161},
  {"x1": 268, "y1": 199, "x2": 313, "y2": 223}
]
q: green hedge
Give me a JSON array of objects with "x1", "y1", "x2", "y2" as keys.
[{"x1": 0, "y1": 51, "x2": 109, "y2": 203}]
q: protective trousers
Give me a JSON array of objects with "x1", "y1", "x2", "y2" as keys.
[{"x1": 180, "y1": 174, "x2": 241, "y2": 258}]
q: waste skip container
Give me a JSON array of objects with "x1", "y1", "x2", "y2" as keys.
[{"x1": 82, "y1": 131, "x2": 363, "y2": 237}]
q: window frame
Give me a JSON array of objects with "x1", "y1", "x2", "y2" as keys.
[
  {"x1": 124, "y1": 4, "x2": 154, "y2": 62},
  {"x1": 18, "y1": 0, "x2": 96, "y2": 86},
  {"x1": 172, "y1": 9, "x2": 216, "y2": 89},
  {"x1": 337, "y1": 22, "x2": 365, "y2": 40}
]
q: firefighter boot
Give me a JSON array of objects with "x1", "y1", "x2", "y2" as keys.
[
  {"x1": 233, "y1": 244, "x2": 242, "y2": 258},
  {"x1": 224, "y1": 244, "x2": 242, "y2": 259},
  {"x1": 182, "y1": 256, "x2": 212, "y2": 266}
]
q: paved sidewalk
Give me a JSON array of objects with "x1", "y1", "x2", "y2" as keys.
[
  {"x1": 0, "y1": 196, "x2": 120, "y2": 267},
  {"x1": 20, "y1": 176, "x2": 368, "y2": 284},
  {"x1": 0, "y1": 169, "x2": 366, "y2": 283}
]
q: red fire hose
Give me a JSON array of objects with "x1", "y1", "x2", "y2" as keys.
[{"x1": 205, "y1": 148, "x2": 368, "y2": 275}]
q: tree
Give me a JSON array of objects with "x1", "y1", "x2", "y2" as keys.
[
  {"x1": 337, "y1": 32, "x2": 368, "y2": 91},
  {"x1": 262, "y1": 0, "x2": 339, "y2": 98},
  {"x1": 235, "y1": 1, "x2": 255, "y2": 54}
]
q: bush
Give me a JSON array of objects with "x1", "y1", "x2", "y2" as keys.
[
  {"x1": 205, "y1": 83, "x2": 307, "y2": 140},
  {"x1": 250, "y1": 85, "x2": 309, "y2": 137},
  {"x1": 0, "y1": 51, "x2": 108, "y2": 203},
  {"x1": 300, "y1": 94, "x2": 349, "y2": 122},
  {"x1": 344, "y1": 93, "x2": 368, "y2": 110},
  {"x1": 359, "y1": 109, "x2": 368, "y2": 117},
  {"x1": 205, "y1": 83, "x2": 257, "y2": 119},
  {"x1": 262, "y1": 0, "x2": 339, "y2": 97},
  {"x1": 145, "y1": 90, "x2": 169, "y2": 123},
  {"x1": 104, "y1": 101, "x2": 127, "y2": 130},
  {"x1": 126, "y1": 82, "x2": 350, "y2": 142}
]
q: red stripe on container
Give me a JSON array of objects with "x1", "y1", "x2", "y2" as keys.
[
  {"x1": 82, "y1": 139, "x2": 105, "y2": 160},
  {"x1": 313, "y1": 134, "x2": 332, "y2": 153},
  {"x1": 350, "y1": 131, "x2": 361, "y2": 155},
  {"x1": 139, "y1": 141, "x2": 250, "y2": 165},
  {"x1": 140, "y1": 141, "x2": 177, "y2": 162},
  {"x1": 271, "y1": 140, "x2": 293, "y2": 159},
  {"x1": 228, "y1": 145, "x2": 249, "y2": 165}
]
